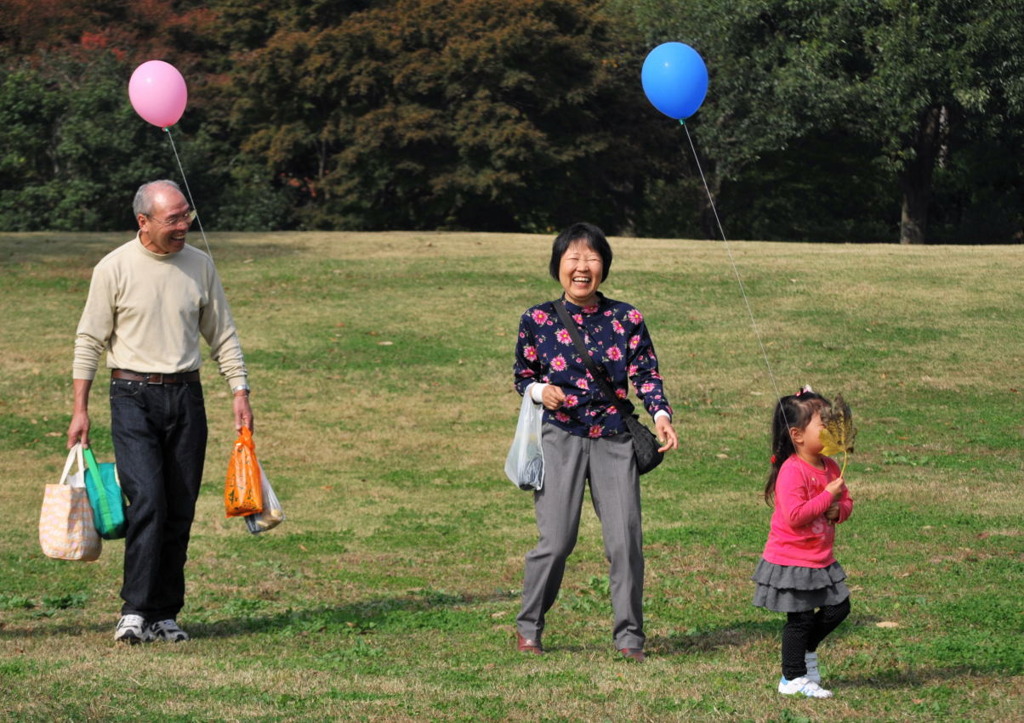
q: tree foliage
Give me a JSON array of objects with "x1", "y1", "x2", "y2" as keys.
[
  {"x1": 619, "y1": 0, "x2": 1024, "y2": 243},
  {"x1": 221, "y1": 0, "x2": 667, "y2": 231},
  {"x1": 0, "y1": 0, "x2": 1021, "y2": 240},
  {"x1": 0, "y1": 0, "x2": 240, "y2": 231},
  {"x1": 0, "y1": 53, "x2": 175, "y2": 230}
]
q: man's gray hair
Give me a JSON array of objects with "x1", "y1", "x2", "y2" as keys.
[{"x1": 133, "y1": 180, "x2": 182, "y2": 217}]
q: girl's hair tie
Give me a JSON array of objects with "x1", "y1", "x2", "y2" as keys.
[
  {"x1": 795, "y1": 384, "x2": 814, "y2": 397},
  {"x1": 770, "y1": 455, "x2": 777, "y2": 464}
]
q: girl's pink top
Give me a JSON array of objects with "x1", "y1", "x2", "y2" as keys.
[{"x1": 762, "y1": 454, "x2": 853, "y2": 568}]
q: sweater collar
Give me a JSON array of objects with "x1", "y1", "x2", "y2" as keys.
[
  {"x1": 134, "y1": 232, "x2": 186, "y2": 261},
  {"x1": 560, "y1": 291, "x2": 605, "y2": 315}
]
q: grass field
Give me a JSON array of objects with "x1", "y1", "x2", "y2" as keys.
[{"x1": 0, "y1": 230, "x2": 1021, "y2": 721}]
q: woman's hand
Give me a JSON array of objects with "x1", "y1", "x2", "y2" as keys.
[
  {"x1": 655, "y1": 416, "x2": 678, "y2": 453},
  {"x1": 541, "y1": 385, "x2": 566, "y2": 411}
]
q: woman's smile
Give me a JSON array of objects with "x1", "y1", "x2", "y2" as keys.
[{"x1": 559, "y1": 241, "x2": 603, "y2": 306}]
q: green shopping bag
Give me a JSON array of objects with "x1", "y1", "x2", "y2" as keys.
[{"x1": 82, "y1": 447, "x2": 127, "y2": 540}]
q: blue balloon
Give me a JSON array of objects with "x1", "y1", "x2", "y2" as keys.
[{"x1": 641, "y1": 42, "x2": 709, "y2": 120}]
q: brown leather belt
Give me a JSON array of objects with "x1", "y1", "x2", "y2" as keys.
[{"x1": 111, "y1": 369, "x2": 200, "y2": 384}]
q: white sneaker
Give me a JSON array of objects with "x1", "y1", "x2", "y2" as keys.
[
  {"x1": 144, "y1": 619, "x2": 190, "y2": 642},
  {"x1": 114, "y1": 614, "x2": 147, "y2": 644},
  {"x1": 805, "y1": 651, "x2": 821, "y2": 683},
  {"x1": 778, "y1": 676, "x2": 833, "y2": 698}
]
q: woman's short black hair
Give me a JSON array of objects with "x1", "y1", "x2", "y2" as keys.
[{"x1": 549, "y1": 222, "x2": 613, "y2": 282}]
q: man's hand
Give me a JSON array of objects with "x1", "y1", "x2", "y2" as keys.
[
  {"x1": 67, "y1": 411, "x2": 90, "y2": 449},
  {"x1": 67, "y1": 378, "x2": 93, "y2": 448},
  {"x1": 233, "y1": 393, "x2": 254, "y2": 432}
]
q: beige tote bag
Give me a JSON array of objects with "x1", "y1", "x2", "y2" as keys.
[{"x1": 39, "y1": 444, "x2": 102, "y2": 561}]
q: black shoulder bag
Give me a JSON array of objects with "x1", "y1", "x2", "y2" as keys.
[{"x1": 553, "y1": 300, "x2": 664, "y2": 475}]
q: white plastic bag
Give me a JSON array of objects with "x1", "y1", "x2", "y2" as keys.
[
  {"x1": 244, "y1": 466, "x2": 285, "y2": 534},
  {"x1": 504, "y1": 391, "x2": 545, "y2": 491}
]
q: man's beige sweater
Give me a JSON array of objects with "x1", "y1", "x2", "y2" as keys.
[{"x1": 73, "y1": 235, "x2": 248, "y2": 389}]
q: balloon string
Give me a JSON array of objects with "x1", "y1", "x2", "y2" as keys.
[
  {"x1": 680, "y1": 123, "x2": 786, "y2": 410},
  {"x1": 163, "y1": 127, "x2": 214, "y2": 262}
]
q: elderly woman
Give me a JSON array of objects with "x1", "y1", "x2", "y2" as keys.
[{"x1": 513, "y1": 222, "x2": 678, "y2": 662}]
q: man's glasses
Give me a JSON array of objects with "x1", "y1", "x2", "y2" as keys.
[{"x1": 147, "y1": 209, "x2": 197, "y2": 227}]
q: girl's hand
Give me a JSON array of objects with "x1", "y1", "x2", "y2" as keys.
[
  {"x1": 825, "y1": 476, "x2": 846, "y2": 498},
  {"x1": 824, "y1": 503, "x2": 840, "y2": 522}
]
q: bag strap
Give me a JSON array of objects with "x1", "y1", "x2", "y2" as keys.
[
  {"x1": 59, "y1": 444, "x2": 85, "y2": 486},
  {"x1": 82, "y1": 447, "x2": 117, "y2": 522},
  {"x1": 82, "y1": 447, "x2": 103, "y2": 487},
  {"x1": 552, "y1": 299, "x2": 638, "y2": 417}
]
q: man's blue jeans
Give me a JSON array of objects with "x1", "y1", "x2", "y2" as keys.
[{"x1": 109, "y1": 378, "x2": 207, "y2": 621}]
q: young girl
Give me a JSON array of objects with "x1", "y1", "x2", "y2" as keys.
[{"x1": 752, "y1": 387, "x2": 854, "y2": 698}]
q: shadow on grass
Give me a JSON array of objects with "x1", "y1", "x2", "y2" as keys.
[
  {"x1": 837, "y1": 667, "x2": 995, "y2": 689},
  {"x1": 0, "y1": 588, "x2": 519, "y2": 641},
  {"x1": 188, "y1": 587, "x2": 521, "y2": 640},
  {"x1": 0, "y1": 619, "x2": 111, "y2": 637},
  {"x1": 647, "y1": 619, "x2": 778, "y2": 657},
  {"x1": 644, "y1": 613, "x2": 904, "y2": 659}
]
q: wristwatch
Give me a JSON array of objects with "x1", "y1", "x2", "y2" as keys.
[{"x1": 232, "y1": 383, "x2": 250, "y2": 395}]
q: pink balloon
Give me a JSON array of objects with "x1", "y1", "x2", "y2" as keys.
[{"x1": 129, "y1": 60, "x2": 187, "y2": 128}]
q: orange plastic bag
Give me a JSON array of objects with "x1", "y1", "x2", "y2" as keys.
[{"x1": 224, "y1": 427, "x2": 264, "y2": 517}]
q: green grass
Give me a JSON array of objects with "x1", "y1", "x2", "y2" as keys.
[{"x1": 1, "y1": 230, "x2": 1022, "y2": 720}]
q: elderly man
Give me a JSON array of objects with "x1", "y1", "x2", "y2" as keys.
[{"x1": 67, "y1": 179, "x2": 253, "y2": 643}]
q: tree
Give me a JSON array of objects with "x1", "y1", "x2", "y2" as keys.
[
  {"x1": 612, "y1": 0, "x2": 874, "y2": 239},
  {"x1": 0, "y1": 0, "x2": 220, "y2": 62},
  {"x1": 0, "y1": 52, "x2": 180, "y2": 231},
  {"x1": 619, "y1": 0, "x2": 1024, "y2": 243},
  {"x1": 220, "y1": 0, "x2": 671, "y2": 232},
  {"x1": 854, "y1": 0, "x2": 1024, "y2": 243},
  {"x1": 0, "y1": 0, "x2": 249, "y2": 232}
]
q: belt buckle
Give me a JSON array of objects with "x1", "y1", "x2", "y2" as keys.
[{"x1": 146, "y1": 373, "x2": 164, "y2": 385}]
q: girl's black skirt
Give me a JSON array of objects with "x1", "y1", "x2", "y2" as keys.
[{"x1": 752, "y1": 559, "x2": 850, "y2": 613}]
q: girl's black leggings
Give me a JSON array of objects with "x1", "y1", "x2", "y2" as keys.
[{"x1": 781, "y1": 597, "x2": 850, "y2": 679}]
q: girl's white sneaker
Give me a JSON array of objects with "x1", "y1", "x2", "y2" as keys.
[
  {"x1": 804, "y1": 651, "x2": 821, "y2": 683},
  {"x1": 778, "y1": 676, "x2": 833, "y2": 698}
]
